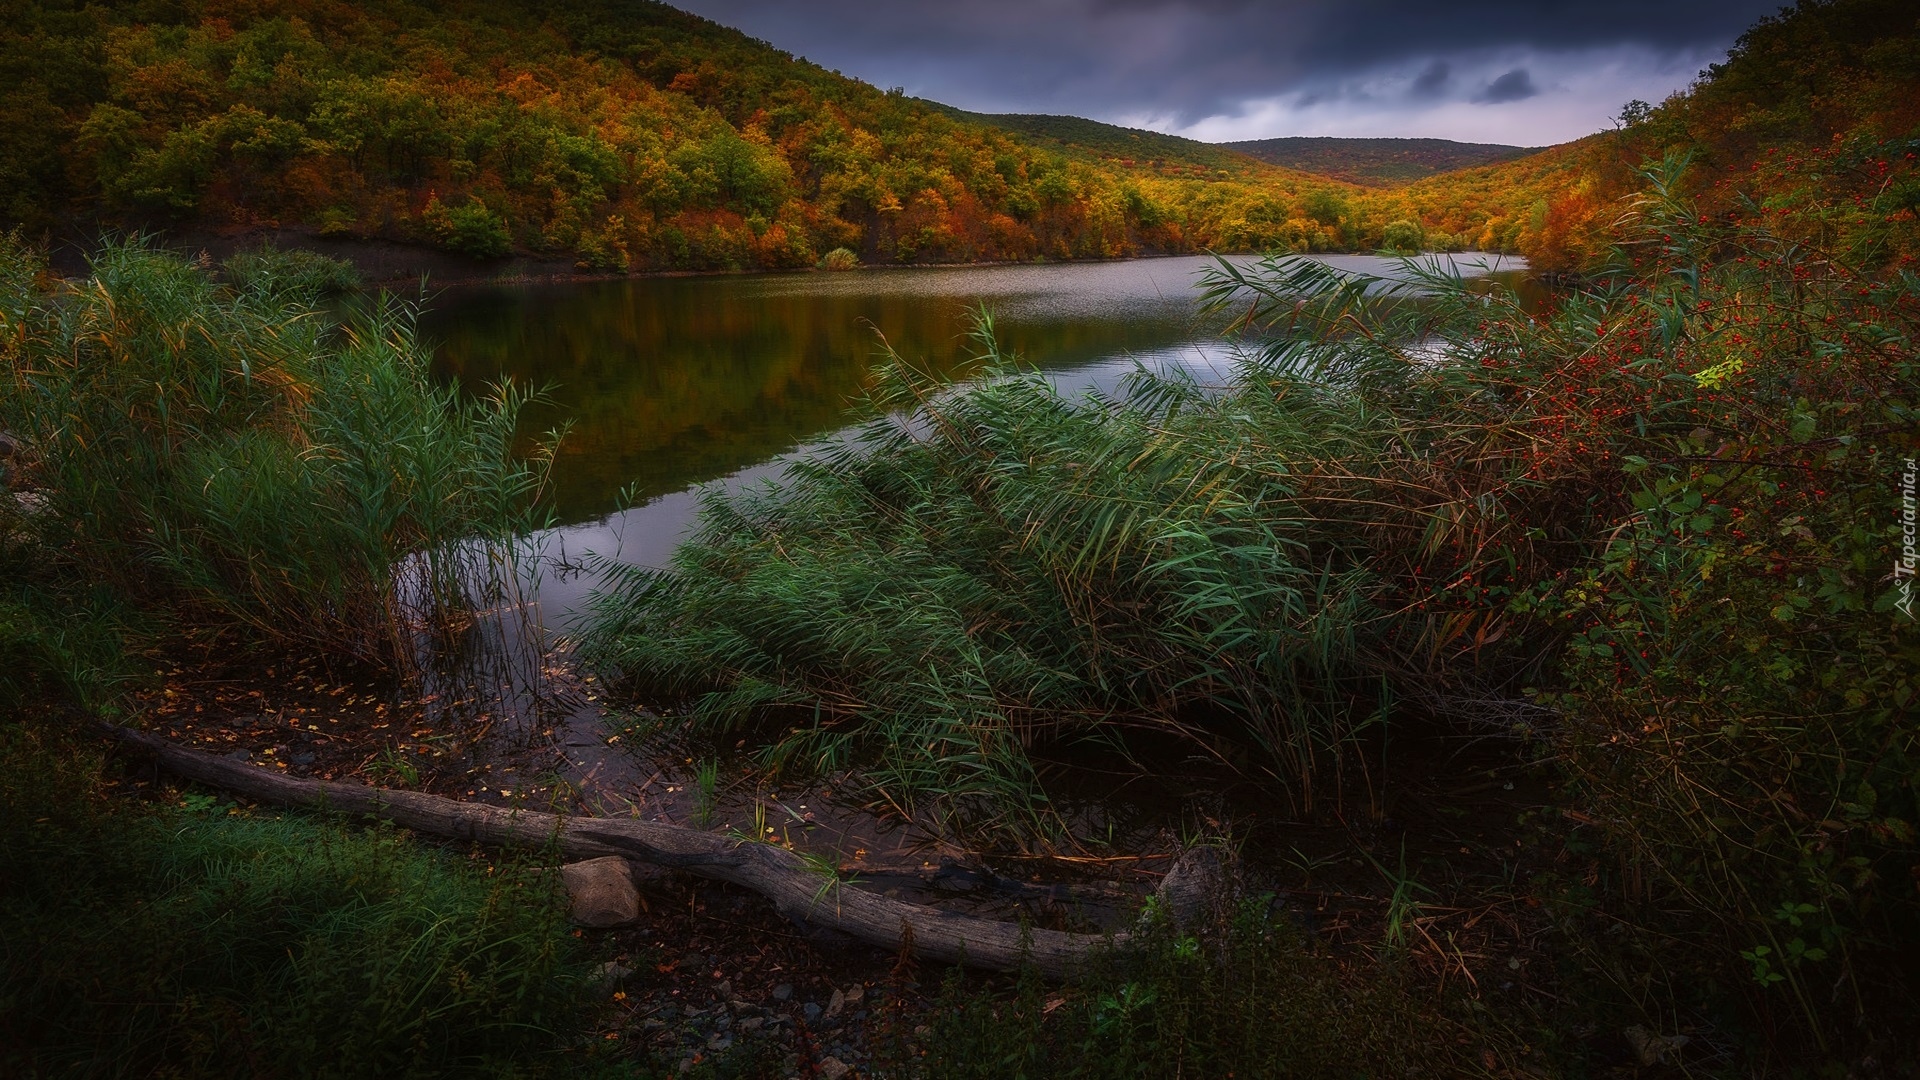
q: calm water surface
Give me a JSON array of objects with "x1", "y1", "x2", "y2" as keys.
[{"x1": 426, "y1": 253, "x2": 1524, "y2": 622}]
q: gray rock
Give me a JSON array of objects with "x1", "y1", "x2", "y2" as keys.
[
  {"x1": 818, "y1": 1056, "x2": 851, "y2": 1080},
  {"x1": 12, "y1": 491, "x2": 49, "y2": 518},
  {"x1": 802, "y1": 1002, "x2": 822, "y2": 1024},
  {"x1": 1155, "y1": 845, "x2": 1232, "y2": 928},
  {"x1": 560, "y1": 856, "x2": 640, "y2": 927},
  {"x1": 739, "y1": 1016, "x2": 765, "y2": 1034},
  {"x1": 592, "y1": 961, "x2": 635, "y2": 988},
  {"x1": 844, "y1": 983, "x2": 864, "y2": 1005},
  {"x1": 824, "y1": 988, "x2": 845, "y2": 1019},
  {"x1": 771, "y1": 983, "x2": 793, "y2": 1001}
]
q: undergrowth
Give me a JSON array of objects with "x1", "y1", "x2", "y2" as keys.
[
  {"x1": 873, "y1": 900, "x2": 1484, "y2": 1079},
  {"x1": 0, "y1": 719, "x2": 597, "y2": 1079}
]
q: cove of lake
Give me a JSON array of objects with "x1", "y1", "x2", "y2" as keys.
[{"x1": 425, "y1": 252, "x2": 1529, "y2": 627}]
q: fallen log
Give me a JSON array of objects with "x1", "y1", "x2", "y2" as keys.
[{"x1": 103, "y1": 726, "x2": 1123, "y2": 976}]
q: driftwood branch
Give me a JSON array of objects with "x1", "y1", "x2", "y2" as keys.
[{"x1": 104, "y1": 726, "x2": 1126, "y2": 976}]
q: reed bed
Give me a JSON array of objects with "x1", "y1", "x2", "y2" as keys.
[{"x1": 0, "y1": 236, "x2": 557, "y2": 680}]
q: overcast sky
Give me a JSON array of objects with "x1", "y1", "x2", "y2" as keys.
[{"x1": 671, "y1": 0, "x2": 1785, "y2": 146}]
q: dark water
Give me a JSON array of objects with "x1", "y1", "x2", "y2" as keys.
[{"x1": 426, "y1": 253, "x2": 1525, "y2": 622}]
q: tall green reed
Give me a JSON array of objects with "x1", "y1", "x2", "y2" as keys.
[
  {"x1": 0, "y1": 236, "x2": 557, "y2": 678},
  {"x1": 581, "y1": 308, "x2": 1436, "y2": 839}
]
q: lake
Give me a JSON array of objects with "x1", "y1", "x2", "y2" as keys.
[{"x1": 425, "y1": 252, "x2": 1526, "y2": 623}]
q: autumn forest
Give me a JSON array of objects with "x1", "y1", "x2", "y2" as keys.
[{"x1": 8, "y1": 0, "x2": 1903, "y2": 277}]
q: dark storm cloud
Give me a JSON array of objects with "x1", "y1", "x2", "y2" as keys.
[
  {"x1": 669, "y1": 0, "x2": 1782, "y2": 138},
  {"x1": 1473, "y1": 68, "x2": 1538, "y2": 104},
  {"x1": 1409, "y1": 61, "x2": 1452, "y2": 99}
]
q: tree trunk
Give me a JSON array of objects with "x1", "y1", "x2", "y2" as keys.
[{"x1": 103, "y1": 726, "x2": 1122, "y2": 976}]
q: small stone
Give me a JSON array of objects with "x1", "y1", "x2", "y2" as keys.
[
  {"x1": 771, "y1": 983, "x2": 793, "y2": 1002},
  {"x1": 802, "y1": 1002, "x2": 822, "y2": 1024},
  {"x1": 11, "y1": 491, "x2": 48, "y2": 518},
  {"x1": 560, "y1": 856, "x2": 639, "y2": 927},
  {"x1": 592, "y1": 961, "x2": 634, "y2": 987},
  {"x1": 1624, "y1": 1026, "x2": 1691, "y2": 1067},
  {"x1": 824, "y1": 988, "x2": 845, "y2": 1019},
  {"x1": 817, "y1": 1056, "x2": 851, "y2": 1080},
  {"x1": 706, "y1": 1032, "x2": 733, "y2": 1052},
  {"x1": 739, "y1": 1016, "x2": 765, "y2": 1034},
  {"x1": 844, "y1": 984, "x2": 864, "y2": 1005}
]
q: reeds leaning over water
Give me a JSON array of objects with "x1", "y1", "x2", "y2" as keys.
[{"x1": 0, "y1": 237, "x2": 557, "y2": 679}]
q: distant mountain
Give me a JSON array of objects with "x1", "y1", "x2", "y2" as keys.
[
  {"x1": 932, "y1": 109, "x2": 1272, "y2": 176},
  {"x1": 1221, "y1": 138, "x2": 1540, "y2": 186}
]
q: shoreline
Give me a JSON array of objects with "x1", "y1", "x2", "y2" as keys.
[{"x1": 34, "y1": 221, "x2": 1523, "y2": 290}]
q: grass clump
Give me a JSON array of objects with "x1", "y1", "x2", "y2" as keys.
[
  {"x1": 0, "y1": 235, "x2": 556, "y2": 677},
  {"x1": 0, "y1": 720, "x2": 594, "y2": 1078}
]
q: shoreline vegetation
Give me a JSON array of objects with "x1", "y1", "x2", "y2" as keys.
[
  {"x1": 3, "y1": 0, "x2": 1918, "y2": 1076},
  {"x1": 39, "y1": 231, "x2": 1524, "y2": 294}
]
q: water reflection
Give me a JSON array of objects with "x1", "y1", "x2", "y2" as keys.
[{"x1": 426, "y1": 253, "x2": 1526, "y2": 622}]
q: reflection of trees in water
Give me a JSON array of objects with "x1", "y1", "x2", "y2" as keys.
[{"x1": 428, "y1": 278, "x2": 1199, "y2": 520}]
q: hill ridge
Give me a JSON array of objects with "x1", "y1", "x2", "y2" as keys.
[{"x1": 1222, "y1": 136, "x2": 1542, "y2": 186}]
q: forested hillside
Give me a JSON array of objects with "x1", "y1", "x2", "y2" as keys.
[
  {"x1": 0, "y1": 0, "x2": 1377, "y2": 271},
  {"x1": 1223, "y1": 136, "x2": 1536, "y2": 185},
  {"x1": 934, "y1": 108, "x2": 1270, "y2": 175},
  {"x1": 0, "y1": 0, "x2": 1624, "y2": 273},
  {"x1": 1439, "y1": 0, "x2": 1920, "y2": 270},
  {"x1": 1, "y1": 0, "x2": 1914, "y2": 274}
]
